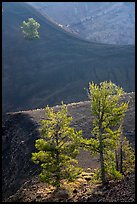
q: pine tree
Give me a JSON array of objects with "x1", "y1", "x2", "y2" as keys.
[
  {"x1": 87, "y1": 81, "x2": 128, "y2": 184},
  {"x1": 32, "y1": 103, "x2": 83, "y2": 188},
  {"x1": 115, "y1": 126, "x2": 135, "y2": 175},
  {"x1": 122, "y1": 137, "x2": 135, "y2": 174},
  {"x1": 21, "y1": 18, "x2": 40, "y2": 40}
]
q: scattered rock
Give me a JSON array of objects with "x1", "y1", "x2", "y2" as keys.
[
  {"x1": 84, "y1": 176, "x2": 92, "y2": 181},
  {"x1": 73, "y1": 189, "x2": 78, "y2": 193},
  {"x1": 56, "y1": 189, "x2": 69, "y2": 199},
  {"x1": 36, "y1": 194, "x2": 41, "y2": 199}
]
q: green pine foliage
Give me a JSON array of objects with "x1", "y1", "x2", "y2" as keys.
[
  {"x1": 87, "y1": 81, "x2": 131, "y2": 183},
  {"x1": 115, "y1": 128, "x2": 135, "y2": 175},
  {"x1": 122, "y1": 137, "x2": 135, "y2": 174},
  {"x1": 21, "y1": 18, "x2": 40, "y2": 39},
  {"x1": 32, "y1": 103, "x2": 83, "y2": 188}
]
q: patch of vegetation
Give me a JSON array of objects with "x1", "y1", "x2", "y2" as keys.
[
  {"x1": 82, "y1": 81, "x2": 135, "y2": 184},
  {"x1": 21, "y1": 18, "x2": 40, "y2": 39}
]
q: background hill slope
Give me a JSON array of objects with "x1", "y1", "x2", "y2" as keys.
[
  {"x1": 28, "y1": 2, "x2": 135, "y2": 45},
  {"x1": 2, "y1": 2, "x2": 135, "y2": 113}
]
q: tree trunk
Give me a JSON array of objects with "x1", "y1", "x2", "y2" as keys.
[
  {"x1": 55, "y1": 126, "x2": 61, "y2": 188},
  {"x1": 118, "y1": 125, "x2": 124, "y2": 174},
  {"x1": 120, "y1": 134, "x2": 123, "y2": 174},
  {"x1": 99, "y1": 121, "x2": 106, "y2": 185},
  {"x1": 100, "y1": 146, "x2": 106, "y2": 185},
  {"x1": 115, "y1": 150, "x2": 119, "y2": 171}
]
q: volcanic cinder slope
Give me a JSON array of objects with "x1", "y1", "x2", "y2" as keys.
[
  {"x1": 2, "y1": 92, "x2": 135, "y2": 201},
  {"x1": 28, "y1": 2, "x2": 135, "y2": 45},
  {"x1": 2, "y1": 2, "x2": 135, "y2": 113}
]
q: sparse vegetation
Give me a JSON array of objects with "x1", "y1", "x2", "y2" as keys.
[
  {"x1": 2, "y1": 91, "x2": 135, "y2": 202},
  {"x1": 31, "y1": 81, "x2": 135, "y2": 192},
  {"x1": 2, "y1": 3, "x2": 135, "y2": 201}
]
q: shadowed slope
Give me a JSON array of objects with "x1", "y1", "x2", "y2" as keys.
[{"x1": 2, "y1": 2, "x2": 135, "y2": 113}]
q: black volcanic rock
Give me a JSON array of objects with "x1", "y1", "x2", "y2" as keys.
[
  {"x1": 2, "y1": 92, "x2": 135, "y2": 201},
  {"x1": 2, "y1": 2, "x2": 135, "y2": 113}
]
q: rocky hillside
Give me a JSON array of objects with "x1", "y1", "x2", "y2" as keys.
[
  {"x1": 2, "y1": 2, "x2": 135, "y2": 113},
  {"x1": 28, "y1": 2, "x2": 135, "y2": 45},
  {"x1": 2, "y1": 92, "x2": 135, "y2": 201},
  {"x1": 4, "y1": 172, "x2": 135, "y2": 202}
]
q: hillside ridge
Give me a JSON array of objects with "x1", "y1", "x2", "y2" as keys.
[
  {"x1": 2, "y1": 2, "x2": 135, "y2": 113},
  {"x1": 27, "y1": 2, "x2": 135, "y2": 45}
]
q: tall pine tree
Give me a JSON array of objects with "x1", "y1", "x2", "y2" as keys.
[{"x1": 87, "y1": 81, "x2": 129, "y2": 184}]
